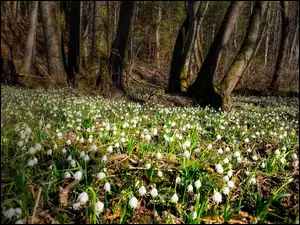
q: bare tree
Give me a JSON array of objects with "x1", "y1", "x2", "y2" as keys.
[
  {"x1": 270, "y1": 1, "x2": 289, "y2": 90},
  {"x1": 218, "y1": 1, "x2": 268, "y2": 111},
  {"x1": 20, "y1": 1, "x2": 39, "y2": 75}
]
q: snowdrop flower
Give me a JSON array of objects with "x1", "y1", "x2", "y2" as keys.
[
  {"x1": 261, "y1": 162, "x2": 266, "y2": 168},
  {"x1": 216, "y1": 164, "x2": 224, "y2": 173},
  {"x1": 129, "y1": 197, "x2": 139, "y2": 208},
  {"x1": 66, "y1": 139, "x2": 71, "y2": 145},
  {"x1": 183, "y1": 150, "x2": 191, "y2": 159},
  {"x1": 237, "y1": 156, "x2": 242, "y2": 163},
  {"x1": 28, "y1": 159, "x2": 35, "y2": 167},
  {"x1": 28, "y1": 147, "x2": 36, "y2": 154},
  {"x1": 115, "y1": 143, "x2": 120, "y2": 148},
  {"x1": 47, "y1": 149, "x2": 53, "y2": 156},
  {"x1": 121, "y1": 137, "x2": 126, "y2": 143},
  {"x1": 15, "y1": 220, "x2": 24, "y2": 224},
  {"x1": 150, "y1": 188, "x2": 158, "y2": 198},
  {"x1": 35, "y1": 143, "x2": 42, "y2": 151},
  {"x1": 57, "y1": 132, "x2": 63, "y2": 139},
  {"x1": 156, "y1": 152, "x2": 162, "y2": 160},
  {"x1": 33, "y1": 157, "x2": 38, "y2": 164},
  {"x1": 104, "y1": 182, "x2": 111, "y2": 192},
  {"x1": 195, "y1": 180, "x2": 201, "y2": 189},
  {"x1": 102, "y1": 155, "x2": 108, "y2": 163},
  {"x1": 223, "y1": 187, "x2": 230, "y2": 195},
  {"x1": 250, "y1": 178, "x2": 256, "y2": 184},
  {"x1": 64, "y1": 172, "x2": 71, "y2": 179},
  {"x1": 292, "y1": 153, "x2": 298, "y2": 160},
  {"x1": 212, "y1": 190, "x2": 222, "y2": 203},
  {"x1": 157, "y1": 171, "x2": 163, "y2": 177},
  {"x1": 207, "y1": 144, "x2": 213, "y2": 150},
  {"x1": 80, "y1": 151, "x2": 85, "y2": 158},
  {"x1": 138, "y1": 186, "x2": 147, "y2": 196},
  {"x1": 62, "y1": 148, "x2": 67, "y2": 154},
  {"x1": 53, "y1": 144, "x2": 58, "y2": 150},
  {"x1": 176, "y1": 177, "x2": 181, "y2": 183},
  {"x1": 145, "y1": 134, "x2": 151, "y2": 141},
  {"x1": 187, "y1": 184, "x2": 194, "y2": 193},
  {"x1": 280, "y1": 158, "x2": 286, "y2": 164},
  {"x1": 275, "y1": 149, "x2": 280, "y2": 156},
  {"x1": 218, "y1": 148, "x2": 223, "y2": 154},
  {"x1": 46, "y1": 123, "x2": 51, "y2": 129},
  {"x1": 78, "y1": 192, "x2": 89, "y2": 204},
  {"x1": 223, "y1": 158, "x2": 229, "y2": 164},
  {"x1": 252, "y1": 155, "x2": 258, "y2": 161},
  {"x1": 244, "y1": 138, "x2": 249, "y2": 143},
  {"x1": 247, "y1": 148, "x2": 252, "y2": 153},
  {"x1": 234, "y1": 151, "x2": 240, "y2": 158},
  {"x1": 223, "y1": 175, "x2": 230, "y2": 183},
  {"x1": 4, "y1": 208, "x2": 15, "y2": 219},
  {"x1": 73, "y1": 202, "x2": 81, "y2": 210},
  {"x1": 145, "y1": 163, "x2": 151, "y2": 170},
  {"x1": 70, "y1": 159, "x2": 76, "y2": 168},
  {"x1": 74, "y1": 171, "x2": 83, "y2": 181},
  {"x1": 67, "y1": 155, "x2": 72, "y2": 161},
  {"x1": 225, "y1": 146, "x2": 230, "y2": 152},
  {"x1": 227, "y1": 180, "x2": 235, "y2": 188},
  {"x1": 95, "y1": 201, "x2": 104, "y2": 214},
  {"x1": 97, "y1": 172, "x2": 106, "y2": 180},
  {"x1": 216, "y1": 134, "x2": 222, "y2": 140},
  {"x1": 107, "y1": 146, "x2": 113, "y2": 153},
  {"x1": 14, "y1": 208, "x2": 22, "y2": 217},
  {"x1": 183, "y1": 140, "x2": 191, "y2": 149},
  {"x1": 170, "y1": 193, "x2": 179, "y2": 203},
  {"x1": 17, "y1": 141, "x2": 24, "y2": 147},
  {"x1": 84, "y1": 155, "x2": 90, "y2": 161}
]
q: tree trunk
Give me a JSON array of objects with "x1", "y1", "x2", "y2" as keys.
[
  {"x1": 288, "y1": 5, "x2": 299, "y2": 65},
  {"x1": 3, "y1": 1, "x2": 8, "y2": 31},
  {"x1": 187, "y1": 1, "x2": 246, "y2": 109},
  {"x1": 82, "y1": 1, "x2": 90, "y2": 69},
  {"x1": 219, "y1": 1, "x2": 268, "y2": 111},
  {"x1": 67, "y1": 1, "x2": 81, "y2": 88},
  {"x1": 168, "y1": 1, "x2": 201, "y2": 94},
  {"x1": 156, "y1": 1, "x2": 161, "y2": 68},
  {"x1": 20, "y1": 1, "x2": 39, "y2": 75},
  {"x1": 109, "y1": 1, "x2": 134, "y2": 91},
  {"x1": 270, "y1": 1, "x2": 289, "y2": 90},
  {"x1": 41, "y1": 1, "x2": 67, "y2": 86},
  {"x1": 12, "y1": 1, "x2": 17, "y2": 20},
  {"x1": 264, "y1": 3, "x2": 271, "y2": 67}
]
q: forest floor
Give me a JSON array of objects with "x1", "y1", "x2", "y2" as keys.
[{"x1": 1, "y1": 85, "x2": 299, "y2": 224}]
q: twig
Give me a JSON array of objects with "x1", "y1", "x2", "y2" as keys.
[{"x1": 31, "y1": 186, "x2": 42, "y2": 224}]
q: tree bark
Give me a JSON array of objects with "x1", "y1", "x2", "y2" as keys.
[
  {"x1": 156, "y1": 1, "x2": 162, "y2": 68},
  {"x1": 20, "y1": 1, "x2": 39, "y2": 75},
  {"x1": 67, "y1": 1, "x2": 81, "y2": 88},
  {"x1": 187, "y1": 1, "x2": 246, "y2": 109},
  {"x1": 219, "y1": 1, "x2": 268, "y2": 111},
  {"x1": 270, "y1": 1, "x2": 289, "y2": 90},
  {"x1": 41, "y1": 1, "x2": 67, "y2": 86},
  {"x1": 82, "y1": 1, "x2": 90, "y2": 69},
  {"x1": 109, "y1": 1, "x2": 134, "y2": 91},
  {"x1": 264, "y1": 3, "x2": 271, "y2": 67}
]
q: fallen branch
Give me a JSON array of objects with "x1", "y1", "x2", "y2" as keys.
[{"x1": 31, "y1": 186, "x2": 42, "y2": 224}]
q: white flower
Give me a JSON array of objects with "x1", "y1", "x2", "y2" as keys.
[
  {"x1": 225, "y1": 146, "x2": 230, "y2": 152},
  {"x1": 14, "y1": 208, "x2": 22, "y2": 217},
  {"x1": 145, "y1": 163, "x2": 151, "y2": 170},
  {"x1": 115, "y1": 143, "x2": 120, "y2": 148},
  {"x1": 35, "y1": 143, "x2": 42, "y2": 151},
  {"x1": 157, "y1": 171, "x2": 163, "y2": 177},
  {"x1": 73, "y1": 202, "x2": 81, "y2": 210},
  {"x1": 244, "y1": 138, "x2": 249, "y2": 143},
  {"x1": 280, "y1": 158, "x2": 286, "y2": 164},
  {"x1": 15, "y1": 220, "x2": 24, "y2": 224},
  {"x1": 57, "y1": 132, "x2": 63, "y2": 139},
  {"x1": 195, "y1": 180, "x2": 201, "y2": 189},
  {"x1": 145, "y1": 134, "x2": 151, "y2": 141},
  {"x1": 70, "y1": 159, "x2": 76, "y2": 168},
  {"x1": 216, "y1": 134, "x2": 222, "y2": 140},
  {"x1": 102, "y1": 155, "x2": 108, "y2": 163},
  {"x1": 62, "y1": 148, "x2": 67, "y2": 154},
  {"x1": 74, "y1": 171, "x2": 83, "y2": 181},
  {"x1": 223, "y1": 175, "x2": 229, "y2": 183},
  {"x1": 275, "y1": 149, "x2": 280, "y2": 156},
  {"x1": 150, "y1": 188, "x2": 158, "y2": 198},
  {"x1": 292, "y1": 153, "x2": 298, "y2": 160},
  {"x1": 227, "y1": 180, "x2": 235, "y2": 188},
  {"x1": 4, "y1": 208, "x2": 15, "y2": 219},
  {"x1": 223, "y1": 158, "x2": 229, "y2": 164},
  {"x1": 47, "y1": 149, "x2": 53, "y2": 156},
  {"x1": 187, "y1": 184, "x2": 194, "y2": 193},
  {"x1": 17, "y1": 141, "x2": 24, "y2": 147},
  {"x1": 53, "y1": 144, "x2": 58, "y2": 150},
  {"x1": 207, "y1": 144, "x2": 213, "y2": 149},
  {"x1": 129, "y1": 197, "x2": 139, "y2": 208},
  {"x1": 261, "y1": 162, "x2": 266, "y2": 168},
  {"x1": 218, "y1": 148, "x2": 223, "y2": 154},
  {"x1": 84, "y1": 155, "x2": 90, "y2": 161},
  {"x1": 67, "y1": 155, "x2": 72, "y2": 161},
  {"x1": 97, "y1": 172, "x2": 106, "y2": 180},
  {"x1": 78, "y1": 192, "x2": 89, "y2": 204},
  {"x1": 28, "y1": 147, "x2": 36, "y2": 154},
  {"x1": 104, "y1": 182, "x2": 111, "y2": 192},
  {"x1": 215, "y1": 164, "x2": 224, "y2": 173},
  {"x1": 212, "y1": 191, "x2": 222, "y2": 203},
  {"x1": 66, "y1": 139, "x2": 71, "y2": 145},
  {"x1": 170, "y1": 193, "x2": 179, "y2": 203},
  {"x1": 64, "y1": 172, "x2": 71, "y2": 179},
  {"x1": 156, "y1": 152, "x2": 162, "y2": 160},
  {"x1": 33, "y1": 157, "x2": 38, "y2": 164},
  {"x1": 223, "y1": 187, "x2": 230, "y2": 195},
  {"x1": 176, "y1": 177, "x2": 181, "y2": 183},
  {"x1": 183, "y1": 150, "x2": 191, "y2": 159},
  {"x1": 183, "y1": 140, "x2": 191, "y2": 149},
  {"x1": 250, "y1": 178, "x2": 256, "y2": 184},
  {"x1": 95, "y1": 201, "x2": 104, "y2": 213},
  {"x1": 138, "y1": 186, "x2": 147, "y2": 196},
  {"x1": 234, "y1": 151, "x2": 240, "y2": 158},
  {"x1": 80, "y1": 151, "x2": 85, "y2": 158},
  {"x1": 252, "y1": 155, "x2": 258, "y2": 161},
  {"x1": 237, "y1": 156, "x2": 242, "y2": 163},
  {"x1": 46, "y1": 123, "x2": 51, "y2": 129},
  {"x1": 107, "y1": 146, "x2": 113, "y2": 153},
  {"x1": 121, "y1": 137, "x2": 126, "y2": 143},
  {"x1": 28, "y1": 159, "x2": 35, "y2": 167},
  {"x1": 193, "y1": 211, "x2": 197, "y2": 220},
  {"x1": 90, "y1": 144, "x2": 98, "y2": 151}
]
